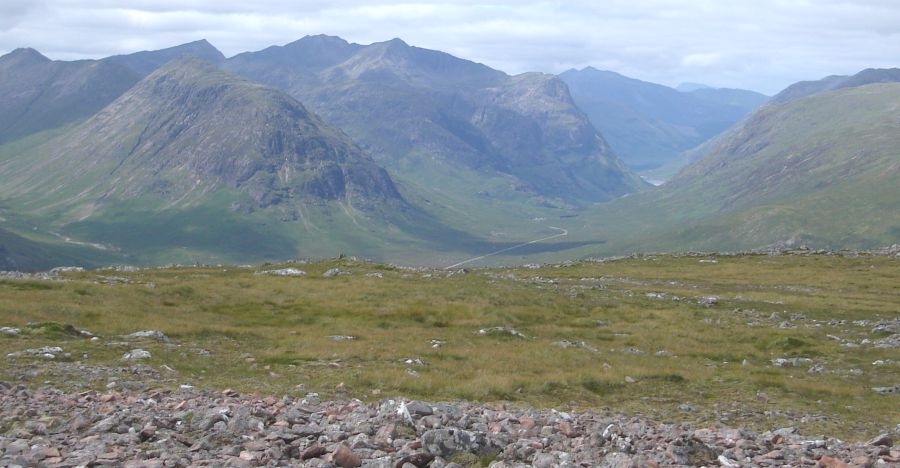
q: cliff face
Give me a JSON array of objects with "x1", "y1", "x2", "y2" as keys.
[
  {"x1": 225, "y1": 36, "x2": 646, "y2": 204},
  {"x1": 0, "y1": 58, "x2": 405, "y2": 217}
]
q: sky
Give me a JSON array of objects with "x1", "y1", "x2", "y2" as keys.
[{"x1": 1, "y1": 1, "x2": 899, "y2": 94}]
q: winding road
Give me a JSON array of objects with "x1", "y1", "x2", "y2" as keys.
[{"x1": 444, "y1": 226, "x2": 569, "y2": 269}]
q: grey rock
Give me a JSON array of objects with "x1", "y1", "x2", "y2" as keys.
[
  {"x1": 421, "y1": 428, "x2": 484, "y2": 457},
  {"x1": 552, "y1": 340, "x2": 597, "y2": 352},
  {"x1": 599, "y1": 452, "x2": 635, "y2": 468},
  {"x1": 327, "y1": 335, "x2": 356, "y2": 341},
  {"x1": 394, "y1": 453, "x2": 434, "y2": 467},
  {"x1": 698, "y1": 296, "x2": 719, "y2": 306},
  {"x1": 531, "y1": 452, "x2": 558, "y2": 468},
  {"x1": 477, "y1": 327, "x2": 526, "y2": 339},
  {"x1": 255, "y1": 268, "x2": 307, "y2": 277},
  {"x1": 873, "y1": 334, "x2": 900, "y2": 348},
  {"x1": 678, "y1": 404, "x2": 696, "y2": 413},
  {"x1": 771, "y1": 357, "x2": 813, "y2": 367},
  {"x1": 867, "y1": 433, "x2": 892, "y2": 446},
  {"x1": 323, "y1": 268, "x2": 350, "y2": 278},
  {"x1": 122, "y1": 349, "x2": 152, "y2": 361},
  {"x1": 127, "y1": 330, "x2": 170, "y2": 342},
  {"x1": 7, "y1": 346, "x2": 65, "y2": 359},
  {"x1": 405, "y1": 401, "x2": 433, "y2": 417},
  {"x1": 50, "y1": 266, "x2": 85, "y2": 274},
  {"x1": 871, "y1": 385, "x2": 899, "y2": 395}
]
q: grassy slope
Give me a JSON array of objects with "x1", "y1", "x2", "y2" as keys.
[
  {"x1": 0, "y1": 254, "x2": 897, "y2": 440},
  {"x1": 548, "y1": 83, "x2": 900, "y2": 260},
  {"x1": 0, "y1": 114, "x2": 600, "y2": 269}
]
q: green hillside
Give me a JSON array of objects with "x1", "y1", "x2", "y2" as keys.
[
  {"x1": 426, "y1": 82, "x2": 900, "y2": 266},
  {"x1": 569, "y1": 83, "x2": 900, "y2": 257},
  {"x1": 559, "y1": 67, "x2": 767, "y2": 172}
]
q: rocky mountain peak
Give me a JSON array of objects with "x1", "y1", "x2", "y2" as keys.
[
  {"x1": 4, "y1": 56, "x2": 404, "y2": 216},
  {"x1": 105, "y1": 40, "x2": 225, "y2": 76},
  {"x1": 0, "y1": 47, "x2": 50, "y2": 66}
]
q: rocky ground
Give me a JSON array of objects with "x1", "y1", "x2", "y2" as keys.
[{"x1": 1, "y1": 383, "x2": 897, "y2": 467}]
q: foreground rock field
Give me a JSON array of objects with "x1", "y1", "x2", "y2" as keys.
[
  {"x1": 1, "y1": 251, "x2": 898, "y2": 466},
  {"x1": 1, "y1": 383, "x2": 897, "y2": 467}
]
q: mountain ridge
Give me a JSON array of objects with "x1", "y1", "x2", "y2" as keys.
[
  {"x1": 771, "y1": 67, "x2": 900, "y2": 103},
  {"x1": 1, "y1": 57, "x2": 405, "y2": 215},
  {"x1": 224, "y1": 35, "x2": 645, "y2": 205},
  {"x1": 559, "y1": 67, "x2": 768, "y2": 172},
  {"x1": 566, "y1": 81, "x2": 900, "y2": 257}
]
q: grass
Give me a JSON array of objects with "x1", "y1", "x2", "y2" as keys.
[{"x1": 0, "y1": 253, "x2": 897, "y2": 441}]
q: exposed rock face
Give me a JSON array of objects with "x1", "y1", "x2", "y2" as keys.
[
  {"x1": 0, "y1": 57, "x2": 404, "y2": 217},
  {"x1": 224, "y1": 35, "x2": 645, "y2": 203}
]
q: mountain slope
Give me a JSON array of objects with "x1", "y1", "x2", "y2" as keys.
[
  {"x1": 0, "y1": 48, "x2": 140, "y2": 144},
  {"x1": 566, "y1": 82, "x2": 900, "y2": 256},
  {"x1": 105, "y1": 39, "x2": 226, "y2": 77},
  {"x1": 771, "y1": 68, "x2": 900, "y2": 104},
  {"x1": 559, "y1": 67, "x2": 767, "y2": 172},
  {"x1": 0, "y1": 41, "x2": 230, "y2": 146},
  {"x1": 223, "y1": 36, "x2": 645, "y2": 205},
  {"x1": 0, "y1": 57, "x2": 419, "y2": 265}
]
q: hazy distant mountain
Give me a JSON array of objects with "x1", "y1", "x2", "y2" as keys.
[
  {"x1": 675, "y1": 82, "x2": 711, "y2": 92},
  {"x1": 0, "y1": 48, "x2": 140, "y2": 143},
  {"x1": 105, "y1": 39, "x2": 225, "y2": 77},
  {"x1": 559, "y1": 67, "x2": 768, "y2": 172},
  {"x1": 575, "y1": 81, "x2": 900, "y2": 253},
  {"x1": 0, "y1": 40, "x2": 229, "y2": 145},
  {"x1": 224, "y1": 36, "x2": 645, "y2": 205},
  {"x1": 771, "y1": 68, "x2": 900, "y2": 104}
]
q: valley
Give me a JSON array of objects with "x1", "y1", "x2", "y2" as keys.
[
  {"x1": 0, "y1": 19, "x2": 898, "y2": 467},
  {"x1": 1, "y1": 38, "x2": 896, "y2": 270}
]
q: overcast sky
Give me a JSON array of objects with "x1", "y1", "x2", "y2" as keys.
[{"x1": 2, "y1": 1, "x2": 899, "y2": 94}]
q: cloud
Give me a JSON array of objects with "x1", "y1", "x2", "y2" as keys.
[
  {"x1": 1, "y1": 1, "x2": 899, "y2": 94},
  {"x1": 681, "y1": 53, "x2": 723, "y2": 68},
  {"x1": 0, "y1": 0, "x2": 45, "y2": 31}
]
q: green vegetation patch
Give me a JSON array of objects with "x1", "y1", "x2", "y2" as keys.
[{"x1": 0, "y1": 254, "x2": 897, "y2": 441}]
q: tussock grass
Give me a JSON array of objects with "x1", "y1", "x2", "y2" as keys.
[{"x1": 0, "y1": 254, "x2": 897, "y2": 440}]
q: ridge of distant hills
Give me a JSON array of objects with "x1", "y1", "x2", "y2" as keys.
[
  {"x1": 0, "y1": 41, "x2": 230, "y2": 145},
  {"x1": 0, "y1": 38, "x2": 897, "y2": 270},
  {"x1": 559, "y1": 67, "x2": 768, "y2": 173},
  {"x1": 0, "y1": 57, "x2": 403, "y2": 213},
  {"x1": 771, "y1": 67, "x2": 900, "y2": 104},
  {"x1": 0, "y1": 54, "x2": 426, "y2": 267},
  {"x1": 554, "y1": 80, "x2": 900, "y2": 259},
  {"x1": 224, "y1": 35, "x2": 646, "y2": 205}
]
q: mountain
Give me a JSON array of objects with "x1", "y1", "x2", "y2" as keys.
[
  {"x1": 0, "y1": 41, "x2": 230, "y2": 145},
  {"x1": 561, "y1": 81, "x2": 900, "y2": 257},
  {"x1": 675, "y1": 82, "x2": 711, "y2": 92},
  {"x1": 771, "y1": 67, "x2": 900, "y2": 104},
  {"x1": 105, "y1": 39, "x2": 226, "y2": 77},
  {"x1": 689, "y1": 87, "x2": 770, "y2": 109},
  {"x1": 0, "y1": 57, "x2": 416, "y2": 265},
  {"x1": 559, "y1": 67, "x2": 768, "y2": 172},
  {"x1": 0, "y1": 48, "x2": 141, "y2": 144},
  {"x1": 223, "y1": 36, "x2": 645, "y2": 205}
]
